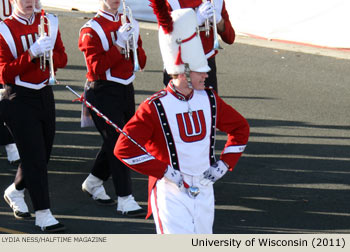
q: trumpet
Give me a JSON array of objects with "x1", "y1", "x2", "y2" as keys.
[
  {"x1": 121, "y1": 0, "x2": 140, "y2": 72},
  {"x1": 38, "y1": 9, "x2": 56, "y2": 85},
  {"x1": 202, "y1": 0, "x2": 210, "y2": 37},
  {"x1": 202, "y1": 0, "x2": 222, "y2": 50},
  {"x1": 211, "y1": 0, "x2": 222, "y2": 50}
]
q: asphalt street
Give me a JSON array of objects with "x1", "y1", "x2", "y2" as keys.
[{"x1": 0, "y1": 8, "x2": 349, "y2": 234}]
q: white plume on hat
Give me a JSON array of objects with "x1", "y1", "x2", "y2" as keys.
[
  {"x1": 159, "y1": 8, "x2": 210, "y2": 75},
  {"x1": 149, "y1": 0, "x2": 210, "y2": 75}
]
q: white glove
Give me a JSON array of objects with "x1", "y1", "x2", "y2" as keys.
[
  {"x1": 29, "y1": 35, "x2": 53, "y2": 57},
  {"x1": 116, "y1": 23, "x2": 134, "y2": 49},
  {"x1": 200, "y1": 160, "x2": 228, "y2": 186},
  {"x1": 164, "y1": 165, "x2": 184, "y2": 189},
  {"x1": 196, "y1": 1, "x2": 214, "y2": 26}
]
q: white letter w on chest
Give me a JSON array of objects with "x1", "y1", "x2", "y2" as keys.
[{"x1": 176, "y1": 110, "x2": 206, "y2": 143}]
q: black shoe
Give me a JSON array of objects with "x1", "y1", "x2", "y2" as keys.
[
  {"x1": 14, "y1": 210, "x2": 32, "y2": 219},
  {"x1": 3, "y1": 195, "x2": 31, "y2": 220},
  {"x1": 82, "y1": 188, "x2": 116, "y2": 205},
  {"x1": 117, "y1": 208, "x2": 147, "y2": 218},
  {"x1": 39, "y1": 223, "x2": 66, "y2": 233},
  {"x1": 95, "y1": 198, "x2": 117, "y2": 205},
  {"x1": 9, "y1": 159, "x2": 21, "y2": 166}
]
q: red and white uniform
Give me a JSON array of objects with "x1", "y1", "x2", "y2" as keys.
[
  {"x1": 166, "y1": 0, "x2": 235, "y2": 59},
  {"x1": 115, "y1": 84, "x2": 249, "y2": 233},
  {"x1": 0, "y1": 0, "x2": 12, "y2": 21},
  {"x1": 0, "y1": 12, "x2": 67, "y2": 88},
  {"x1": 78, "y1": 10, "x2": 146, "y2": 84},
  {"x1": 0, "y1": 10, "x2": 67, "y2": 213}
]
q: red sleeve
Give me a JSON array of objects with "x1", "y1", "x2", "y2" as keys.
[
  {"x1": 215, "y1": 91, "x2": 249, "y2": 170},
  {"x1": 218, "y1": 1, "x2": 235, "y2": 44},
  {"x1": 136, "y1": 34, "x2": 147, "y2": 70},
  {"x1": 52, "y1": 29, "x2": 67, "y2": 70},
  {"x1": 114, "y1": 101, "x2": 168, "y2": 178},
  {"x1": 78, "y1": 27, "x2": 124, "y2": 76},
  {"x1": 0, "y1": 34, "x2": 34, "y2": 84}
]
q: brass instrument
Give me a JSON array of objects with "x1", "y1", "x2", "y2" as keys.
[
  {"x1": 121, "y1": 0, "x2": 140, "y2": 72},
  {"x1": 202, "y1": 0, "x2": 210, "y2": 37},
  {"x1": 211, "y1": 0, "x2": 222, "y2": 50},
  {"x1": 121, "y1": 0, "x2": 130, "y2": 60},
  {"x1": 38, "y1": 10, "x2": 56, "y2": 85},
  {"x1": 201, "y1": 0, "x2": 222, "y2": 50}
]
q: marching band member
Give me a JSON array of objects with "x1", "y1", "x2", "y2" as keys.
[
  {"x1": 0, "y1": 0, "x2": 67, "y2": 232},
  {"x1": 161, "y1": 0, "x2": 235, "y2": 93},
  {"x1": 78, "y1": 0, "x2": 147, "y2": 217},
  {"x1": 115, "y1": 1, "x2": 249, "y2": 233},
  {"x1": 0, "y1": 0, "x2": 20, "y2": 165},
  {"x1": 0, "y1": 0, "x2": 42, "y2": 165}
]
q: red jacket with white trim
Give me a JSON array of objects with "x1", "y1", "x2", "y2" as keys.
[
  {"x1": 78, "y1": 10, "x2": 146, "y2": 83},
  {"x1": 0, "y1": 12, "x2": 67, "y2": 87},
  {"x1": 115, "y1": 85, "x2": 249, "y2": 217}
]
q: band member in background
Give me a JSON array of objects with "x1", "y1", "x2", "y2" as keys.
[
  {"x1": 78, "y1": 0, "x2": 147, "y2": 217},
  {"x1": 115, "y1": 2, "x2": 249, "y2": 233},
  {"x1": 0, "y1": 0, "x2": 20, "y2": 165},
  {"x1": 0, "y1": 125, "x2": 20, "y2": 164},
  {"x1": 0, "y1": 0, "x2": 67, "y2": 232},
  {"x1": 161, "y1": 0, "x2": 235, "y2": 93}
]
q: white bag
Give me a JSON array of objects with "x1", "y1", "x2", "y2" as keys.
[{"x1": 80, "y1": 80, "x2": 95, "y2": 128}]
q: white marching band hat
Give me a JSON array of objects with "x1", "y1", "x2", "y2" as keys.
[{"x1": 150, "y1": 0, "x2": 210, "y2": 75}]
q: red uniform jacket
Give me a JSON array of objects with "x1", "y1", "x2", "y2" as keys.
[
  {"x1": 78, "y1": 10, "x2": 146, "y2": 84},
  {"x1": 115, "y1": 85, "x2": 249, "y2": 218},
  {"x1": 0, "y1": 12, "x2": 67, "y2": 88}
]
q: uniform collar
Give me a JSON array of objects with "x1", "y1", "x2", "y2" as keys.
[
  {"x1": 167, "y1": 81, "x2": 194, "y2": 101},
  {"x1": 97, "y1": 9, "x2": 120, "y2": 22},
  {"x1": 12, "y1": 12, "x2": 35, "y2": 25}
]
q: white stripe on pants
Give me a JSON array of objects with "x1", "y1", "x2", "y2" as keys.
[{"x1": 150, "y1": 174, "x2": 214, "y2": 234}]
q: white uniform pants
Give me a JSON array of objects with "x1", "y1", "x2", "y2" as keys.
[{"x1": 150, "y1": 174, "x2": 215, "y2": 234}]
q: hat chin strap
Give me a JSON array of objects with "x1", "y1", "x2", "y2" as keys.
[
  {"x1": 102, "y1": 0, "x2": 111, "y2": 10},
  {"x1": 184, "y1": 63, "x2": 193, "y2": 89}
]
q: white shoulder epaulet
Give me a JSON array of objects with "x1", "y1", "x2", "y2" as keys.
[{"x1": 146, "y1": 90, "x2": 168, "y2": 104}]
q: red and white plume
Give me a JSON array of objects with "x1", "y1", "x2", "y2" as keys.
[{"x1": 149, "y1": 0, "x2": 173, "y2": 34}]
